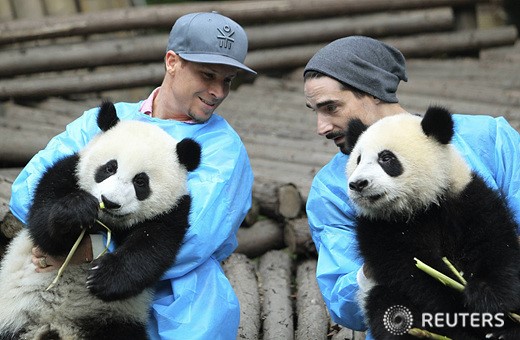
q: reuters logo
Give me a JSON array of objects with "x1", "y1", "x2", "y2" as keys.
[{"x1": 383, "y1": 305, "x2": 413, "y2": 335}]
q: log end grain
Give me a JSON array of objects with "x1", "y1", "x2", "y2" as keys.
[{"x1": 278, "y1": 182, "x2": 303, "y2": 219}]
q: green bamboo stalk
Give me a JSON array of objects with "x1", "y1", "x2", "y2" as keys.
[
  {"x1": 414, "y1": 258, "x2": 465, "y2": 292},
  {"x1": 442, "y1": 257, "x2": 467, "y2": 285},
  {"x1": 408, "y1": 328, "x2": 452, "y2": 340},
  {"x1": 46, "y1": 202, "x2": 112, "y2": 290},
  {"x1": 46, "y1": 228, "x2": 86, "y2": 290}
]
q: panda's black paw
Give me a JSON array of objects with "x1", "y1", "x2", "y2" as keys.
[
  {"x1": 86, "y1": 254, "x2": 138, "y2": 301},
  {"x1": 464, "y1": 280, "x2": 517, "y2": 314},
  {"x1": 48, "y1": 192, "x2": 99, "y2": 236}
]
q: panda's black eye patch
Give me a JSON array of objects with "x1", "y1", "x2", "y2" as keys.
[
  {"x1": 133, "y1": 172, "x2": 150, "y2": 201},
  {"x1": 95, "y1": 160, "x2": 118, "y2": 183},
  {"x1": 378, "y1": 150, "x2": 403, "y2": 177}
]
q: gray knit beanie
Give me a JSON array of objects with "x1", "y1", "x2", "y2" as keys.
[{"x1": 304, "y1": 36, "x2": 407, "y2": 103}]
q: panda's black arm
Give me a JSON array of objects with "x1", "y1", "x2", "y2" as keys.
[
  {"x1": 453, "y1": 176, "x2": 520, "y2": 314},
  {"x1": 87, "y1": 195, "x2": 192, "y2": 301},
  {"x1": 27, "y1": 154, "x2": 100, "y2": 256}
]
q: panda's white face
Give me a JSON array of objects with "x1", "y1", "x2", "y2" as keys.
[
  {"x1": 77, "y1": 121, "x2": 188, "y2": 228},
  {"x1": 346, "y1": 113, "x2": 471, "y2": 221}
]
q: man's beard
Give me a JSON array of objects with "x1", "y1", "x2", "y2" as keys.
[{"x1": 339, "y1": 118, "x2": 368, "y2": 155}]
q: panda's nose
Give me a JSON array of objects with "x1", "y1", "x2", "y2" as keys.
[
  {"x1": 101, "y1": 195, "x2": 121, "y2": 210},
  {"x1": 349, "y1": 179, "x2": 368, "y2": 192}
]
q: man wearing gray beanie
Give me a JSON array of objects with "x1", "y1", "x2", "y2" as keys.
[
  {"x1": 304, "y1": 36, "x2": 520, "y2": 340},
  {"x1": 13, "y1": 11, "x2": 256, "y2": 340}
]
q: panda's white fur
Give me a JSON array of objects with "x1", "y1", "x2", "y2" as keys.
[
  {"x1": 0, "y1": 102, "x2": 200, "y2": 340},
  {"x1": 346, "y1": 106, "x2": 520, "y2": 339},
  {"x1": 347, "y1": 113, "x2": 471, "y2": 221},
  {"x1": 77, "y1": 120, "x2": 188, "y2": 228},
  {"x1": 0, "y1": 229, "x2": 152, "y2": 339}
]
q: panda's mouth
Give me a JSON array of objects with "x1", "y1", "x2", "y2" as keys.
[
  {"x1": 101, "y1": 209, "x2": 130, "y2": 219},
  {"x1": 367, "y1": 194, "x2": 383, "y2": 203},
  {"x1": 353, "y1": 193, "x2": 384, "y2": 205}
]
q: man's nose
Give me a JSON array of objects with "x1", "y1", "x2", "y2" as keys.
[
  {"x1": 208, "y1": 82, "x2": 226, "y2": 99},
  {"x1": 317, "y1": 115, "x2": 332, "y2": 136}
]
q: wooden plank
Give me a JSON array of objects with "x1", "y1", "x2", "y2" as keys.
[
  {"x1": 0, "y1": 0, "x2": 13, "y2": 21},
  {"x1": 398, "y1": 92, "x2": 520, "y2": 127},
  {"x1": 0, "y1": 0, "x2": 487, "y2": 45},
  {"x1": 0, "y1": 125, "x2": 55, "y2": 164},
  {"x1": 0, "y1": 8, "x2": 453, "y2": 78},
  {"x1": 258, "y1": 250, "x2": 294, "y2": 340},
  {"x1": 0, "y1": 27, "x2": 515, "y2": 99},
  {"x1": 400, "y1": 78, "x2": 520, "y2": 106},
  {"x1": 384, "y1": 25, "x2": 518, "y2": 57},
  {"x1": 222, "y1": 253, "x2": 261, "y2": 340},
  {"x1": 0, "y1": 64, "x2": 165, "y2": 99},
  {"x1": 295, "y1": 259, "x2": 329, "y2": 340},
  {"x1": 247, "y1": 7, "x2": 454, "y2": 49},
  {"x1": 11, "y1": 0, "x2": 45, "y2": 19},
  {"x1": 43, "y1": 0, "x2": 79, "y2": 16}
]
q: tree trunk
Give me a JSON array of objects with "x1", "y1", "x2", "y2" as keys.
[
  {"x1": 258, "y1": 250, "x2": 294, "y2": 340},
  {"x1": 0, "y1": 8, "x2": 453, "y2": 77},
  {"x1": 295, "y1": 259, "x2": 329, "y2": 340},
  {"x1": 235, "y1": 219, "x2": 285, "y2": 258},
  {"x1": 253, "y1": 178, "x2": 303, "y2": 221},
  {"x1": 284, "y1": 218, "x2": 316, "y2": 257},
  {"x1": 222, "y1": 253, "x2": 261, "y2": 340},
  {"x1": 0, "y1": 0, "x2": 486, "y2": 44}
]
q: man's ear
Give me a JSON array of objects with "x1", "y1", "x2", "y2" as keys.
[{"x1": 165, "y1": 51, "x2": 178, "y2": 75}]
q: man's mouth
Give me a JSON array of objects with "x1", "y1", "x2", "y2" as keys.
[
  {"x1": 333, "y1": 135, "x2": 344, "y2": 145},
  {"x1": 200, "y1": 97, "x2": 216, "y2": 107}
]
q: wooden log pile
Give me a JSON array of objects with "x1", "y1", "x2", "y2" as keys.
[{"x1": 0, "y1": 0, "x2": 517, "y2": 99}]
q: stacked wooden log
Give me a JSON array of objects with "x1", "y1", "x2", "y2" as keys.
[
  {"x1": 0, "y1": 0, "x2": 517, "y2": 99},
  {"x1": 222, "y1": 252, "x2": 367, "y2": 340}
]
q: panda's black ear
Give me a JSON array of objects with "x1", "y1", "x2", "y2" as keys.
[
  {"x1": 345, "y1": 118, "x2": 368, "y2": 153},
  {"x1": 176, "y1": 138, "x2": 201, "y2": 172},
  {"x1": 421, "y1": 105, "x2": 454, "y2": 145},
  {"x1": 97, "y1": 101, "x2": 120, "y2": 132}
]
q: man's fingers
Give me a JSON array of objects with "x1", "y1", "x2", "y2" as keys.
[{"x1": 31, "y1": 246, "x2": 44, "y2": 257}]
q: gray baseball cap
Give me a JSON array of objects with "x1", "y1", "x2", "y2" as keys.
[
  {"x1": 167, "y1": 12, "x2": 256, "y2": 74},
  {"x1": 304, "y1": 36, "x2": 407, "y2": 103}
]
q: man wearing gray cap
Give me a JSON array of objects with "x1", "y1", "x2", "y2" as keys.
[
  {"x1": 11, "y1": 11, "x2": 256, "y2": 340},
  {"x1": 304, "y1": 36, "x2": 520, "y2": 339}
]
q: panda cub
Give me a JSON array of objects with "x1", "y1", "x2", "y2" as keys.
[
  {"x1": 346, "y1": 107, "x2": 520, "y2": 339},
  {"x1": 0, "y1": 102, "x2": 201, "y2": 340}
]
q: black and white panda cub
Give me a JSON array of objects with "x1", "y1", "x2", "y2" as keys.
[
  {"x1": 346, "y1": 107, "x2": 520, "y2": 339},
  {"x1": 0, "y1": 102, "x2": 201, "y2": 340}
]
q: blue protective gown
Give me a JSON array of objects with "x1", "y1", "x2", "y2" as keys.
[
  {"x1": 9, "y1": 101, "x2": 254, "y2": 340},
  {"x1": 306, "y1": 114, "x2": 520, "y2": 339}
]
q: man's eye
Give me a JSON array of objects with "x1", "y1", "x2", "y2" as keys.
[
  {"x1": 326, "y1": 104, "x2": 336, "y2": 112},
  {"x1": 203, "y1": 72, "x2": 214, "y2": 80}
]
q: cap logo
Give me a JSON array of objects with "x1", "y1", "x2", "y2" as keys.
[{"x1": 217, "y1": 25, "x2": 235, "y2": 49}]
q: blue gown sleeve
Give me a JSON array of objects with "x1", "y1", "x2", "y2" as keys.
[
  {"x1": 9, "y1": 109, "x2": 99, "y2": 223},
  {"x1": 490, "y1": 117, "x2": 520, "y2": 227},
  {"x1": 453, "y1": 115, "x2": 520, "y2": 227},
  {"x1": 306, "y1": 153, "x2": 368, "y2": 332}
]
